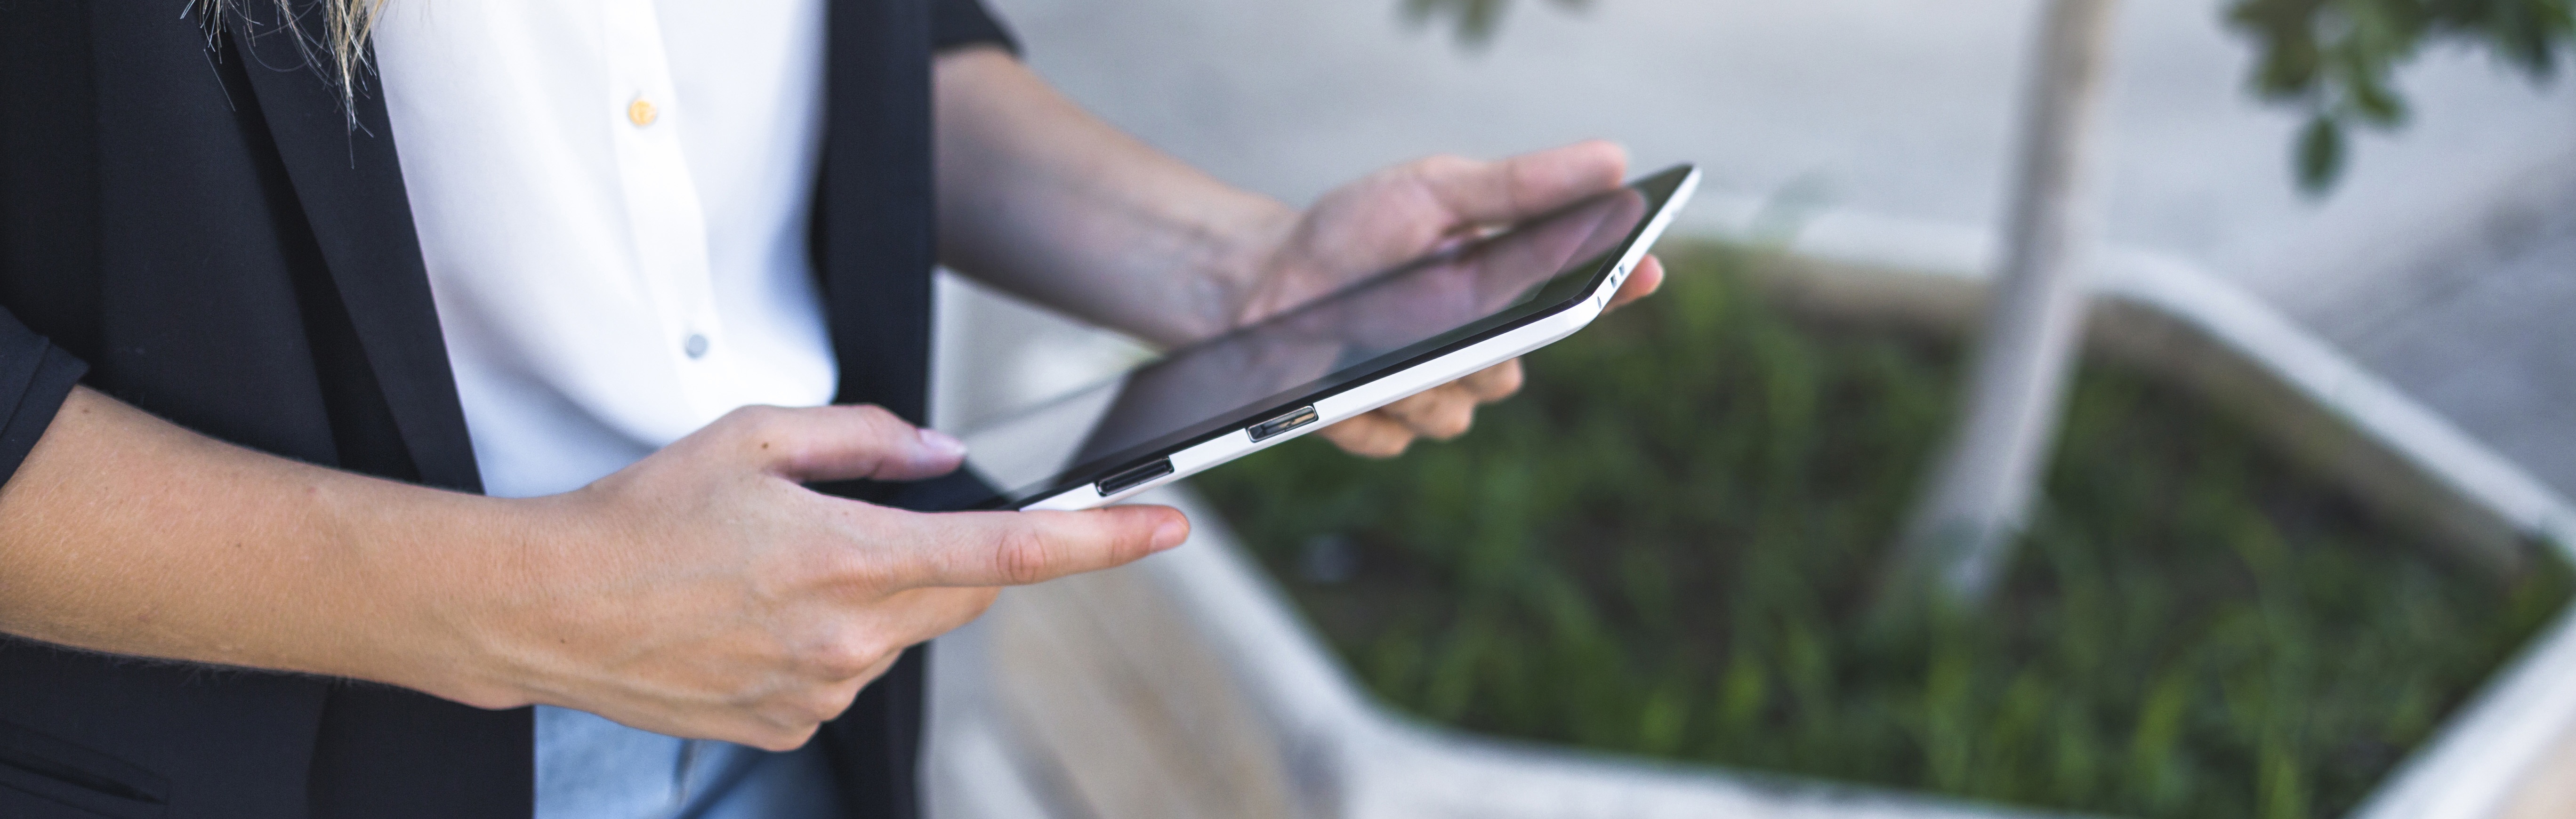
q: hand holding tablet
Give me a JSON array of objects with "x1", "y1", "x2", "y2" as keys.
[{"x1": 948, "y1": 163, "x2": 1701, "y2": 511}]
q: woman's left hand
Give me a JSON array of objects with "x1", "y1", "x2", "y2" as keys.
[{"x1": 1232, "y1": 140, "x2": 1667, "y2": 458}]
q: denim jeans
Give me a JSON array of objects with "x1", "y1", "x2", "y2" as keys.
[{"x1": 534, "y1": 706, "x2": 845, "y2": 819}]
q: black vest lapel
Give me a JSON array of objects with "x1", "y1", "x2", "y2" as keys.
[
  {"x1": 213, "y1": 9, "x2": 533, "y2": 818},
  {"x1": 224, "y1": 0, "x2": 481, "y2": 494},
  {"x1": 810, "y1": 3, "x2": 935, "y2": 817}
]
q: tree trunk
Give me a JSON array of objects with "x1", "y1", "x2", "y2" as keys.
[{"x1": 1891, "y1": 0, "x2": 2124, "y2": 607}]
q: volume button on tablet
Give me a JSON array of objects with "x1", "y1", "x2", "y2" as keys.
[
  {"x1": 1097, "y1": 458, "x2": 1175, "y2": 497},
  {"x1": 1248, "y1": 405, "x2": 1320, "y2": 442}
]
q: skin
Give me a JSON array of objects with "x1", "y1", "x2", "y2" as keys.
[
  {"x1": 0, "y1": 46, "x2": 1662, "y2": 751},
  {"x1": 934, "y1": 48, "x2": 1666, "y2": 457}
]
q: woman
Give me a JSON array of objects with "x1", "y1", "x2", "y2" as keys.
[{"x1": 0, "y1": 0, "x2": 1660, "y2": 817}]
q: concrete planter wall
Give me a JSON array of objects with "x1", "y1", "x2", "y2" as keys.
[{"x1": 921, "y1": 204, "x2": 2576, "y2": 819}]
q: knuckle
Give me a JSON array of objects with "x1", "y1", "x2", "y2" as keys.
[
  {"x1": 798, "y1": 688, "x2": 858, "y2": 724},
  {"x1": 799, "y1": 651, "x2": 869, "y2": 682},
  {"x1": 727, "y1": 405, "x2": 797, "y2": 446},
  {"x1": 730, "y1": 404, "x2": 788, "y2": 429},
  {"x1": 1430, "y1": 413, "x2": 1473, "y2": 440},
  {"x1": 992, "y1": 526, "x2": 1055, "y2": 586},
  {"x1": 800, "y1": 633, "x2": 891, "y2": 680},
  {"x1": 1323, "y1": 418, "x2": 1405, "y2": 458},
  {"x1": 1364, "y1": 430, "x2": 1413, "y2": 458},
  {"x1": 841, "y1": 404, "x2": 918, "y2": 454},
  {"x1": 847, "y1": 403, "x2": 902, "y2": 430},
  {"x1": 1383, "y1": 395, "x2": 1434, "y2": 422}
]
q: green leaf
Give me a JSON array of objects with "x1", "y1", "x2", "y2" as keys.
[
  {"x1": 2231, "y1": 0, "x2": 2572, "y2": 195},
  {"x1": 2344, "y1": 68, "x2": 2408, "y2": 126},
  {"x1": 2294, "y1": 116, "x2": 2345, "y2": 195}
]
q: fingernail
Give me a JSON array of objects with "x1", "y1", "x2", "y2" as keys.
[
  {"x1": 917, "y1": 428, "x2": 967, "y2": 458},
  {"x1": 1152, "y1": 517, "x2": 1189, "y2": 550}
]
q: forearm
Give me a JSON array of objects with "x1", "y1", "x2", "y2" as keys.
[
  {"x1": 0, "y1": 385, "x2": 1183, "y2": 747},
  {"x1": 0, "y1": 386, "x2": 525, "y2": 705},
  {"x1": 932, "y1": 47, "x2": 1294, "y2": 347}
]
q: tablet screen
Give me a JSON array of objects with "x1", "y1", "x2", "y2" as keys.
[{"x1": 955, "y1": 168, "x2": 1678, "y2": 507}]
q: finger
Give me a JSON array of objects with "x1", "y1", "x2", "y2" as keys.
[
  {"x1": 811, "y1": 653, "x2": 897, "y2": 714},
  {"x1": 863, "y1": 586, "x2": 1002, "y2": 653},
  {"x1": 724, "y1": 404, "x2": 966, "y2": 483},
  {"x1": 1319, "y1": 412, "x2": 1417, "y2": 458},
  {"x1": 1416, "y1": 140, "x2": 1629, "y2": 226},
  {"x1": 771, "y1": 654, "x2": 894, "y2": 735},
  {"x1": 737, "y1": 722, "x2": 825, "y2": 754},
  {"x1": 791, "y1": 586, "x2": 994, "y2": 683},
  {"x1": 1380, "y1": 385, "x2": 1478, "y2": 441},
  {"x1": 1454, "y1": 359, "x2": 1525, "y2": 402},
  {"x1": 895, "y1": 505, "x2": 1188, "y2": 588},
  {"x1": 744, "y1": 642, "x2": 906, "y2": 751},
  {"x1": 1606, "y1": 254, "x2": 1666, "y2": 312}
]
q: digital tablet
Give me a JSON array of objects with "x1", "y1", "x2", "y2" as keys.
[{"x1": 950, "y1": 163, "x2": 1700, "y2": 511}]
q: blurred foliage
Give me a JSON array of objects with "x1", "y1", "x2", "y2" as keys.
[
  {"x1": 1195, "y1": 243, "x2": 2571, "y2": 819},
  {"x1": 2226, "y1": 0, "x2": 2574, "y2": 193},
  {"x1": 1401, "y1": 0, "x2": 2571, "y2": 193},
  {"x1": 1404, "y1": 0, "x2": 1589, "y2": 50}
]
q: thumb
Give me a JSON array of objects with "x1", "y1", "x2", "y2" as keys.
[
  {"x1": 721, "y1": 404, "x2": 968, "y2": 483},
  {"x1": 1417, "y1": 140, "x2": 1629, "y2": 226}
]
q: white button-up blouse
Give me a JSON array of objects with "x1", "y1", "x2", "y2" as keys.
[{"x1": 373, "y1": 0, "x2": 844, "y2": 816}]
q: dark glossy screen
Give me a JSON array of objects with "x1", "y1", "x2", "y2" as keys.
[{"x1": 955, "y1": 166, "x2": 1684, "y2": 507}]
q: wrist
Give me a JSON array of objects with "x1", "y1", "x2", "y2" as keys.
[
  {"x1": 1177, "y1": 194, "x2": 1297, "y2": 345},
  {"x1": 320, "y1": 477, "x2": 554, "y2": 709}
]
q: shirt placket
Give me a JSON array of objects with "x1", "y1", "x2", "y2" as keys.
[{"x1": 603, "y1": 0, "x2": 726, "y2": 404}]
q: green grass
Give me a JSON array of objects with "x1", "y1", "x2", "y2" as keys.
[{"x1": 1192, "y1": 243, "x2": 2572, "y2": 819}]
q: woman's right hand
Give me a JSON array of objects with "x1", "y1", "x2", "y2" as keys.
[
  {"x1": 410, "y1": 404, "x2": 1186, "y2": 750},
  {"x1": 2, "y1": 389, "x2": 1166, "y2": 751}
]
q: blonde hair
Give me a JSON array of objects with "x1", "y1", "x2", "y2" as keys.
[{"x1": 202, "y1": 0, "x2": 387, "y2": 113}]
